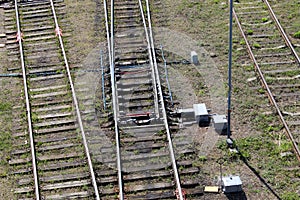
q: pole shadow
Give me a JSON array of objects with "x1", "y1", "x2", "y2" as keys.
[{"x1": 237, "y1": 149, "x2": 282, "y2": 200}]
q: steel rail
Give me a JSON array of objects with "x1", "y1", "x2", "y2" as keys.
[
  {"x1": 138, "y1": 0, "x2": 159, "y2": 118},
  {"x1": 108, "y1": 0, "x2": 124, "y2": 199},
  {"x1": 232, "y1": 6, "x2": 300, "y2": 162},
  {"x1": 49, "y1": 0, "x2": 101, "y2": 198},
  {"x1": 263, "y1": 0, "x2": 300, "y2": 65},
  {"x1": 103, "y1": 0, "x2": 113, "y2": 113},
  {"x1": 14, "y1": 0, "x2": 40, "y2": 199},
  {"x1": 144, "y1": 1, "x2": 184, "y2": 199}
]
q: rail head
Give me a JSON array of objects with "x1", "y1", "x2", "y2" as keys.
[
  {"x1": 143, "y1": 0, "x2": 184, "y2": 199},
  {"x1": 107, "y1": 0, "x2": 124, "y2": 199},
  {"x1": 14, "y1": 0, "x2": 40, "y2": 199}
]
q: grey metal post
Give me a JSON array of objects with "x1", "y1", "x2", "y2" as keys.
[{"x1": 227, "y1": 0, "x2": 233, "y2": 139}]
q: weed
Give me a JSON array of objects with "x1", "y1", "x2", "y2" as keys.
[
  {"x1": 261, "y1": 17, "x2": 268, "y2": 23},
  {"x1": 293, "y1": 31, "x2": 300, "y2": 38},
  {"x1": 31, "y1": 112, "x2": 39, "y2": 123},
  {"x1": 277, "y1": 141, "x2": 293, "y2": 153},
  {"x1": 240, "y1": 39, "x2": 246, "y2": 45},
  {"x1": 257, "y1": 88, "x2": 265, "y2": 94},
  {"x1": 247, "y1": 29, "x2": 254, "y2": 35},
  {"x1": 244, "y1": 65, "x2": 254, "y2": 71},
  {"x1": 198, "y1": 155, "x2": 207, "y2": 162},
  {"x1": 253, "y1": 43, "x2": 261, "y2": 48}
]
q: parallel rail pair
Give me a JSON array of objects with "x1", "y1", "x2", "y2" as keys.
[
  {"x1": 104, "y1": 0, "x2": 186, "y2": 199},
  {"x1": 10, "y1": 0, "x2": 99, "y2": 199},
  {"x1": 233, "y1": 0, "x2": 300, "y2": 162}
]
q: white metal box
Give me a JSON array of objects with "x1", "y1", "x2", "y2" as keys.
[{"x1": 193, "y1": 104, "x2": 209, "y2": 124}]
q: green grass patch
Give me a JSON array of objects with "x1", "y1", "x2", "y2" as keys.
[
  {"x1": 261, "y1": 17, "x2": 268, "y2": 23},
  {"x1": 253, "y1": 43, "x2": 261, "y2": 48},
  {"x1": 247, "y1": 29, "x2": 254, "y2": 35},
  {"x1": 0, "y1": 102, "x2": 11, "y2": 112},
  {"x1": 0, "y1": 131, "x2": 11, "y2": 152},
  {"x1": 281, "y1": 191, "x2": 299, "y2": 200},
  {"x1": 293, "y1": 31, "x2": 300, "y2": 38}
]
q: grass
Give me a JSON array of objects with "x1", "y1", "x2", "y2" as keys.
[
  {"x1": 253, "y1": 42, "x2": 261, "y2": 48},
  {"x1": 217, "y1": 133, "x2": 299, "y2": 197},
  {"x1": 0, "y1": 102, "x2": 11, "y2": 112},
  {"x1": 247, "y1": 29, "x2": 254, "y2": 35},
  {"x1": 0, "y1": 84, "x2": 15, "y2": 199},
  {"x1": 0, "y1": 83, "x2": 13, "y2": 178},
  {"x1": 281, "y1": 192, "x2": 300, "y2": 200},
  {"x1": 261, "y1": 17, "x2": 269, "y2": 23},
  {"x1": 293, "y1": 31, "x2": 300, "y2": 38}
]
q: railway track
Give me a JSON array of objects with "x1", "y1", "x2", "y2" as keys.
[
  {"x1": 2, "y1": 0, "x2": 205, "y2": 199},
  {"x1": 233, "y1": 0, "x2": 300, "y2": 162},
  {"x1": 268, "y1": 1, "x2": 300, "y2": 52},
  {"x1": 5, "y1": 0, "x2": 100, "y2": 199},
  {"x1": 98, "y1": 0, "x2": 204, "y2": 199}
]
